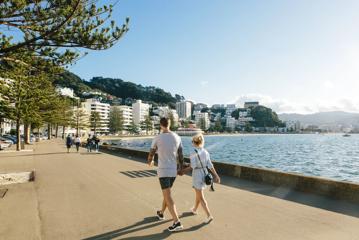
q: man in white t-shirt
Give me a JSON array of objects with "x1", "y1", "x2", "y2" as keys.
[{"x1": 148, "y1": 117, "x2": 184, "y2": 232}]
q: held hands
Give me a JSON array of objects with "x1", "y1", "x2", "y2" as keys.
[{"x1": 148, "y1": 160, "x2": 154, "y2": 167}]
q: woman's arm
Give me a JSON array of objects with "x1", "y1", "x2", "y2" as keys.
[{"x1": 209, "y1": 167, "x2": 220, "y2": 184}]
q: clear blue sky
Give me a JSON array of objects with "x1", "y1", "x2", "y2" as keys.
[{"x1": 70, "y1": 0, "x2": 359, "y2": 113}]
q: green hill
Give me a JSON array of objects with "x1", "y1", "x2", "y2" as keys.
[
  {"x1": 54, "y1": 71, "x2": 185, "y2": 106},
  {"x1": 54, "y1": 71, "x2": 93, "y2": 95}
]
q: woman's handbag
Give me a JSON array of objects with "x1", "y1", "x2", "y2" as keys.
[{"x1": 195, "y1": 149, "x2": 213, "y2": 186}]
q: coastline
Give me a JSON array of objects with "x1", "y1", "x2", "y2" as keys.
[{"x1": 102, "y1": 132, "x2": 351, "y2": 141}]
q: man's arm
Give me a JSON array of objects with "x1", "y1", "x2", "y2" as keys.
[{"x1": 148, "y1": 147, "x2": 157, "y2": 166}]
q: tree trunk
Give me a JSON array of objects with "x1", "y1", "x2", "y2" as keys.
[
  {"x1": 76, "y1": 116, "x2": 79, "y2": 136},
  {"x1": 62, "y1": 126, "x2": 65, "y2": 139},
  {"x1": 47, "y1": 123, "x2": 51, "y2": 140},
  {"x1": 0, "y1": 117, "x2": 3, "y2": 135},
  {"x1": 55, "y1": 124, "x2": 59, "y2": 138},
  {"x1": 16, "y1": 118, "x2": 21, "y2": 151},
  {"x1": 24, "y1": 123, "x2": 30, "y2": 144}
]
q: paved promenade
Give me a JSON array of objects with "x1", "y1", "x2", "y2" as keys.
[{"x1": 1, "y1": 140, "x2": 359, "y2": 240}]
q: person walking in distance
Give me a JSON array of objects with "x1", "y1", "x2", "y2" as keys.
[
  {"x1": 148, "y1": 117, "x2": 184, "y2": 232},
  {"x1": 93, "y1": 135, "x2": 100, "y2": 152},
  {"x1": 66, "y1": 134, "x2": 73, "y2": 153},
  {"x1": 74, "y1": 135, "x2": 81, "y2": 153},
  {"x1": 86, "y1": 135, "x2": 92, "y2": 152}
]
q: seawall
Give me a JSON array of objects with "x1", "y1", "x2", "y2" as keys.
[{"x1": 100, "y1": 145, "x2": 359, "y2": 204}]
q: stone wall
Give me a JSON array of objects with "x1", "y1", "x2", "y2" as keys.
[{"x1": 100, "y1": 145, "x2": 359, "y2": 203}]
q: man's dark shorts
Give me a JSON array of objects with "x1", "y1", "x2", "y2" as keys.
[{"x1": 159, "y1": 177, "x2": 176, "y2": 190}]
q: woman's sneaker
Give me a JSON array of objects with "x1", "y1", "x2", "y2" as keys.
[
  {"x1": 205, "y1": 216, "x2": 213, "y2": 224},
  {"x1": 156, "y1": 210, "x2": 164, "y2": 220},
  {"x1": 190, "y1": 207, "x2": 198, "y2": 215},
  {"x1": 168, "y1": 221, "x2": 183, "y2": 232}
]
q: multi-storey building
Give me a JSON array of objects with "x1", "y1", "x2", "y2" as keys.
[
  {"x1": 112, "y1": 105, "x2": 133, "y2": 130},
  {"x1": 82, "y1": 98, "x2": 110, "y2": 134},
  {"x1": 212, "y1": 104, "x2": 225, "y2": 109},
  {"x1": 176, "y1": 101, "x2": 192, "y2": 119},
  {"x1": 132, "y1": 100, "x2": 150, "y2": 125},
  {"x1": 225, "y1": 104, "x2": 237, "y2": 117},
  {"x1": 194, "y1": 112, "x2": 210, "y2": 130},
  {"x1": 244, "y1": 101, "x2": 259, "y2": 108},
  {"x1": 226, "y1": 117, "x2": 237, "y2": 130},
  {"x1": 193, "y1": 103, "x2": 208, "y2": 112}
]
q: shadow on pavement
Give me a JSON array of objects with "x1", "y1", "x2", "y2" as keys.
[
  {"x1": 0, "y1": 152, "x2": 72, "y2": 158},
  {"x1": 83, "y1": 213, "x2": 201, "y2": 240},
  {"x1": 101, "y1": 149, "x2": 359, "y2": 219}
]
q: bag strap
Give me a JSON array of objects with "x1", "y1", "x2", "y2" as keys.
[{"x1": 194, "y1": 149, "x2": 207, "y2": 176}]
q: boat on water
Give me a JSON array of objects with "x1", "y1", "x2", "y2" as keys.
[
  {"x1": 176, "y1": 128, "x2": 203, "y2": 136},
  {"x1": 343, "y1": 133, "x2": 351, "y2": 137}
]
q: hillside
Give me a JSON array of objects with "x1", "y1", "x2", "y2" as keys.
[
  {"x1": 54, "y1": 71, "x2": 93, "y2": 95},
  {"x1": 279, "y1": 111, "x2": 359, "y2": 126},
  {"x1": 54, "y1": 71, "x2": 185, "y2": 106},
  {"x1": 87, "y1": 76, "x2": 184, "y2": 105}
]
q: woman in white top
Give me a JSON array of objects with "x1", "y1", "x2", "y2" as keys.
[{"x1": 181, "y1": 134, "x2": 220, "y2": 223}]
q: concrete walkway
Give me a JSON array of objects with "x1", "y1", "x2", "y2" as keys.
[{"x1": 1, "y1": 140, "x2": 359, "y2": 240}]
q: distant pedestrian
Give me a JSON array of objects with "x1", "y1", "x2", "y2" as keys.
[
  {"x1": 147, "y1": 117, "x2": 184, "y2": 232},
  {"x1": 86, "y1": 135, "x2": 92, "y2": 152},
  {"x1": 74, "y1": 135, "x2": 81, "y2": 153},
  {"x1": 180, "y1": 134, "x2": 220, "y2": 224},
  {"x1": 93, "y1": 135, "x2": 100, "y2": 152},
  {"x1": 66, "y1": 134, "x2": 73, "y2": 153}
]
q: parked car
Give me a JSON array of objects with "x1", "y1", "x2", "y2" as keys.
[
  {"x1": 0, "y1": 137, "x2": 13, "y2": 146},
  {"x1": 1, "y1": 135, "x2": 17, "y2": 144},
  {"x1": 0, "y1": 140, "x2": 10, "y2": 150}
]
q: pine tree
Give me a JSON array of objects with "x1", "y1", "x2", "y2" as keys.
[
  {"x1": 90, "y1": 111, "x2": 102, "y2": 135},
  {"x1": 0, "y1": 1, "x2": 129, "y2": 66},
  {"x1": 72, "y1": 107, "x2": 89, "y2": 136},
  {"x1": 109, "y1": 107, "x2": 124, "y2": 134},
  {"x1": 141, "y1": 115, "x2": 153, "y2": 135}
]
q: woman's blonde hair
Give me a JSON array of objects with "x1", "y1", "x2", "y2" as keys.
[{"x1": 192, "y1": 134, "x2": 205, "y2": 147}]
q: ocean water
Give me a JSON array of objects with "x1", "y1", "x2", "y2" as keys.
[{"x1": 105, "y1": 134, "x2": 359, "y2": 183}]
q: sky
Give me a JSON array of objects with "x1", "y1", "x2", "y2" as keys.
[{"x1": 69, "y1": 0, "x2": 359, "y2": 114}]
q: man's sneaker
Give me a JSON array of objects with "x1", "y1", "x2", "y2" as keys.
[
  {"x1": 168, "y1": 221, "x2": 183, "y2": 232},
  {"x1": 156, "y1": 211, "x2": 164, "y2": 220}
]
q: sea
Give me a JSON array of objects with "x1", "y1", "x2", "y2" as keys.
[{"x1": 105, "y1": 134, "x2": 359, "y2": 183}]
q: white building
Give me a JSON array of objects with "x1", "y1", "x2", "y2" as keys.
[
  {"x1": 237, "y1": 117, "x2": 254, "y2": 126},
  {"x1": 82, "y1": 98, "x2": 110, "y2": 134},
  {"x1": 176, "y1": 101, "x2": 192, "y2": 119},
  {"x1": 285, "y1": 120, "x2": 301, "y2": 132},
  {"x1": 153, "y1": 106, "x2": 171, "y2": 118},
  {"x1": 244, "y1": 101, "x2": 259, "y2": 108},
  {"x1": 193, "y1": 103, "x2": 208, "y2": 112},
  {"x1": 226, "y1": 117, "x2": 237, "y2": 130},
  {"x1": 132, "y1": 100, "x2": 149, "y2": 125},
  {"x1": 212, "y1": 104, "x2": 225, "y2": 109},
  {"x1": 0, "y1": 119, "x2": 12, "y2": 135},
  {"x1": 238, "y1": 108, "x2": 249, "y2": 117},
  {"x1": 56, "y1": 87, "x2": 74, "y2": 98},
  {"x1": 113, "y1": 105, "x2": 133, "y2": 130},
  {"x1": 225, "y1": 104, "x2": 237, "y2": 117},
  {"x1": 194, "y1": 112, "x2": 210, "y2": 130}
]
